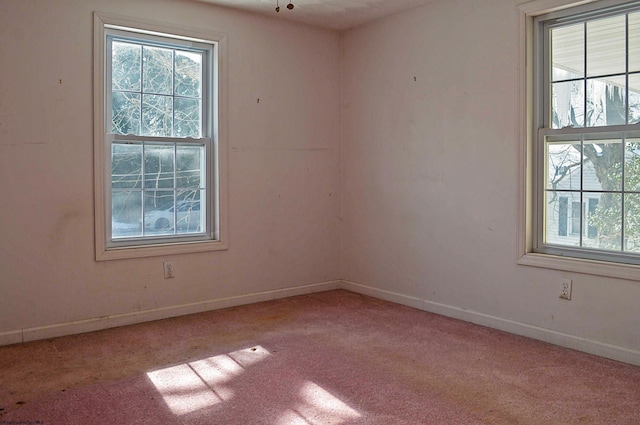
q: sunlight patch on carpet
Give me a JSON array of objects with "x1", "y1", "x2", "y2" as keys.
[
  {"x1": 274, "y1": 381, "x2": 361, "y2": 425},
  {"x1": 147, "y1": 346, "x2": 271, "y2": 415}
]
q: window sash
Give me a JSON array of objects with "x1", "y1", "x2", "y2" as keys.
[
  {"x1": 105, "y1": 29, "x2": 212, "y2": 139},
  {"x1": 103, "y1": 28, "x2": 215, "y2": 249},
  {"x1": 536, "y1": 124, "x2": 640, "y2": 265},
  {"x1": 541, "y1": 5, "x2": 640, "y2": 129},
  {"x1": 106, "y1": 136, "x2": 214, "y2": 248}
]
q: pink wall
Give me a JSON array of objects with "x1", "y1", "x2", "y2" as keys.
[
  {"x1": 340, "y1": 0, "x2": 640, "y2": 363},
  {"x1": 0, "y1": 0, "x2": 341, "y2": 338}
]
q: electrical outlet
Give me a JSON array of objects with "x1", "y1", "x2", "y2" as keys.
[
  {"x1": 559, "y1": 278, "x2": 572, "y2": 300},
  {"x1": 163, "y1": 261, "x2": 175, "y2": 279}
]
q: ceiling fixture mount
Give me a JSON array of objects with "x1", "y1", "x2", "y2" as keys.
[{"x1": 275, "y1": 0, "x2": 294, "y2": 13}]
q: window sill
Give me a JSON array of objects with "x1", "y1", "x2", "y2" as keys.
[
  {"x1": 518, "y1": 252, "x2": 640, "y2": 281},
  {"x1": 96, "y1": 239, "x2": 227, "y2": 261}
]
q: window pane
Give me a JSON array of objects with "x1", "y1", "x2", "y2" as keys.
[
  {"x1": 624, "y1": 194, "x2": 640, "y2": 252},
  {"x1": 177, "y1": 145, "x2": 204, "y2": 188},
  {"x1": 586, "y1": 77, "x2": 626, "y2": 126},
  {"x1": 112, "y1": 41, "x2": 141, "y2": 91},
  {"x1": 587, "y1": 193, "x2": 622, "y2": 250},
  {"x1": 546, "y1": 191, "x2": 581, "y2": 246},
  {"x1": 112, "y1": 143, "x2": 142, "y2": 189},
  {"x1": 142, "y1": 94, "x2": 173, "y2": 137},
  {"x1": 175, "y1": 51, "x2": 202, "y2": 97},
  {"x1": 143, "y1": 46, "x2": 173, "y2": 95},
  {"x1": 629, "y1": 12, "x2": 640, "y2": 72},
  {"x1": 581, "y1": 197, "x2": 600, "y2": 248},
  {"x1": 625, "y1": 139, "x2": 640, "y2": 191},
  {"x1": 176, "y1": 189, "x2": 203, "y2": 233},
  {"x1": 144, "y1": 191, "x2": 175, "y2": 234},
  {"x1": 586, "y1": 197, "x2": 600, "y2": 239},
  {"x1": 145, "y1": 144, "x2": 175, "y2": 189},
  {"x1": 552, "y1": 23, "x2": 584, "y2": 81},
  {"x1": 546, "y1": 141, "x2": 582, "y2": 191},
  {"x1": 583, "y1": 139, "x2": 622, "y2": 191},
  {"x1": 629, "y1": 74, "x2": 640, "y2": 124},
  {"x1": 571, "y1": 201, "x2": 582, "y2": 235},
  {"x1": 112, "y1": 91, "x2": 140, "y2": 135},
  {"x1": 174, "y1": 97, "x2": 201, "y2": 138},
  {"x1": 587, "y1": 15, "x2": 626, "y2": 77},
  {"x1": 112, "y1": 190, "x2": 142, "y2": 238},
  {"x1": 552, "y1": 80, "x2": 584, "y2": 128}
]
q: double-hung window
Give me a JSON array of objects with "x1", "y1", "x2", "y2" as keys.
[
  {"x1": 94, "y1": 13, "x2": 227, "y2": 260},
  {"x1": 532, "y1": 1, "x2": 640, "y2": 267}
]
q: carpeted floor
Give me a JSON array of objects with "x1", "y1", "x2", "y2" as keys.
[{"x1": 1, "y1": 289, "x2": 639, "y2": 424}]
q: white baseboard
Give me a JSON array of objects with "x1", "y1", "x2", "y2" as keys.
[
  {"x1": 340, "y1": 280, "x2": 640, "y2": 367},
  {"x1": 0, "y1": 330, "x2": 23, "y2": 347},
  {"x1": 1, "y1": 280, "x2": 340, "y2": 346},
  {"x1": 4, "y1": 279, "x2": 639, "y2": 367}
]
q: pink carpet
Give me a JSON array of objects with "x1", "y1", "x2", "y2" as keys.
[{"x1": 1, "y1": 290, "x2": 639, "y2": 424}]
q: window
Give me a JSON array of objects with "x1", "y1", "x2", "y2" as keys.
[
  {"x1": 94, "y1": 13, "x2": 227, "y2": 260},
  {"x1": 532, "y1": 1, "x2": 640, "y2": 266}
]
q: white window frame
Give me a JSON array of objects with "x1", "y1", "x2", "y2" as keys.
[
  {"x1": 94, "y1": 12, "x2": 228, "y2": 261},
  {"x1": 518, "y1": 0, "x2": 640, "y2": 280}
]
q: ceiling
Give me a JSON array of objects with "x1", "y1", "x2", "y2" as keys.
[{"x1": 193, "y1": 0, "x2": 438, "y2": 31}]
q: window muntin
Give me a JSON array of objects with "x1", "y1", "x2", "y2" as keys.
[
  {"x1": 104, "y1": 28, "x2": 215, "y2": 249},
  {"x1": 537, "y1": 2, "x2": 640, "y2": 265}
]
